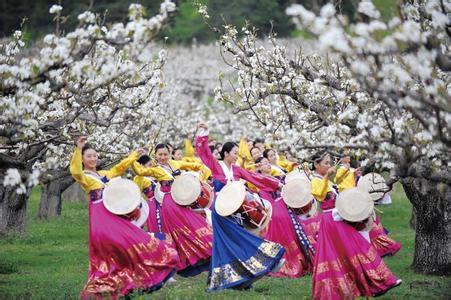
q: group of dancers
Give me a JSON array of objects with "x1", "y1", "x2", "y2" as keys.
[{"x1": 70, "y1": 122, "x2": 402, "y2": 299}]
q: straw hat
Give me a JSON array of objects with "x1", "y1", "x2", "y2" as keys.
[
  {"x1": 131, "y1": 199, "x2": 149, "y2": 228},
  {"x1": 103, "y1": 178, "x2": 141, "y2": 215},
  {"x1": 336, "y1": 188, "x2": 374, "y2": 222},
  {"x1": 246, "y1": 198, "x2": 273, "y2": 236},
  {"x1": 281, "y1": 178, "x2": 313, "y2": 209},
  {"x1": 285, "y1": 169, "x2": 309, "y2": 184},
  {"x1": 357, "y1": 173, "x2": 389, "y2": 201},
  {"x1": 154, "y1": 182, "x2": 165, "y2": 204},
  {"x1": 171, "y1": 173, "x2": 202, "y2": 206},
  {"x1": 215, "y1": 181, "x2": 246, "y2": 216}
]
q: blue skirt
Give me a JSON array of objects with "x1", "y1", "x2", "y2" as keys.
[{"x1": 207, "y1": 207, "x2": 285, "y2": 292}]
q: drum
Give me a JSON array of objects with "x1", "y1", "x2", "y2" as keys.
[
  {"x1": 357, "y1": 173, "x2": 389, "y2": 201},
  {"x1": 215, "y1": 181, "x2": 272, "y2": 235},
  {"x1": 189, "y1": 181, "x2": 214, "y2": 211},
  {"x1": 130, "y1": 199, "x2": 150, "y2": 228},
  {"x1": 285, "y1": 168, "x2": 310, "y2": 184},
  {"x1": 291, "y1": 200, "x2": 318, "y2": 218},
  {"x1": 346, "y1": 210, "x2": 375, "y2": 232},
  {"x1": 171, "y1": 173, "x2": 213, "y2": 211},
  {"x1": 281, "y1": 178, "x2": 315, "y2": 216},
  {"x1": 237, "y1": 193, "x2": 272, "y2": 232}
]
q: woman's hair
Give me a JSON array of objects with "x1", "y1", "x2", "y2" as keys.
[
  {"x1": 81, "y1": 143, "x2": 95, "y2": 156},
  {"x1": 254, "y1": 156, "x2": 266, "y2": 164},
  {"x1": 310, "y1": 150, "x2": 329, "y2": 170},
  {"x1": 209, "y1": 145, "x2": 216, "y2": 153},
  {"x1": 155, "y1": 143, "x2": 170, "y2": 153},
  {"x1": 250, "y1": 147, "x2": 261, "y2": 155},
  {"x1": 220, "y1": 142, "x2": 238, "y2": 160},
  {"x1": 253, "y1": 138, "x2": 264, "y2": 147},
  {"x1": 137, "y1": 155, "x2": 151, "y2": 165},
  {"x1": 172, "y1": 147, "x2": 182, "y2": 155},
  {"x1": 262, "y1": 148, "x2": 274, "y2": 159}
]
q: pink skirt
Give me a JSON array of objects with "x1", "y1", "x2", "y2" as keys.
[
  {"x1": 370, "y1": 216, "x2": 401, "y2": 257},
  {"x1": 159, "y1": 191, "x2": 212, "y2": 272},
  {"x1": 299, "y1": 213, "x2": 321, "y2": 250},
  {"x1": 264, "y1": 199, "x2": 312, "y2": 278},
  {"x1": 82, "y1": 198, "x2": 178, "y2": 299},
  {"x1": 312, "y1": 212, "x2": 399, "y2": 299}
]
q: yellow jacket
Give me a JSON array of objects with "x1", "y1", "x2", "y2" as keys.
[
  {"x1": 311, "y1": 175, "x2": 335, "y2": 202},
  {"x1": 70, "y1": 147, "x2": 138, "y2": 193},
  {"x1": 133, "y1": 159, "x2": 211, "y2": 182},
  {"x1": 335, "y1": 166, "x2": 356, "y2": 192}
]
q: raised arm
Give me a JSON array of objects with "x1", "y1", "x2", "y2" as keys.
[
  {"x1": 132, "y1": 161, "x2": 172, "y2": 181},
  {"x1": 194, "y1": 123, "x2": 225, "y2": 181},
  {"x1": 235, "y1": 166, "x2": 280, "y2": 192}
]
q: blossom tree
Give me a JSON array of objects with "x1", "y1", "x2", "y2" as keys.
[
  {"x1": 0, "y1": 1, "x2": 176, "y2": 233},
  {"x1": 201, "y1": 0, "x2": 450, "y2": 275}
]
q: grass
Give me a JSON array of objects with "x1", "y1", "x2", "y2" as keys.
[{"x1": 1, "y1": 184, "x2": 450, "y2": 299}]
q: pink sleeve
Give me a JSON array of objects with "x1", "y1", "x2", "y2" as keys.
[
  {"x1": 235, "y1": 166, "x2": 279, "y2": 192},
  {"x1": 195, "y1": 135, "x2": 225, "y2": 181}
]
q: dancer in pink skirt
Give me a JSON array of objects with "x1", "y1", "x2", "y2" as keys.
[
  {"x1": 70, "y1": 136, "x2": 178, "y2": 299},
  {"x1": 358, "y1": 173, "x2": 401, "y2": 257},
  {"x1": 252, "y1": 157, "x2": 312, "y2": 278},
  {"x1": 312, "y1": 188, "x2": 401, "y2": 299},
  {"x1": 132, "y1": 143, "x2": 213, "y2": 277},
  {"x1": 266, "y1": 177, "x2": 319, "y2": 278}
]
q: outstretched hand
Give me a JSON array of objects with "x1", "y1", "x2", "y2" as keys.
[
  {"x1": 197, "y1": 122, "x2": 208, "y2": 131},
  {"x1": 76, "y1": 136, "x2": 87, "y2": 150}
]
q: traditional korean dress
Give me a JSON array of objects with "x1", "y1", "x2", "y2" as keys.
[
  {"x1": 70, "y1": 148, "x2": 178, "y2": 299},
  {"x1": 132, "y1": 160, "x2": 213, "y2": 277},
  {"x1": 312, "y1": 210, "x2": 400, "y2": 299},
  {"x1": 311, "y1": 172, "x2": 338, "y2": 211},
  {"x1": 195, "y1": 133, "x2": 285, "y2": 291}
]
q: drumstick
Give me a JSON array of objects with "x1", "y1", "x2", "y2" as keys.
[{"x1": 374, "y1": 206, "x2": 383, "y2": 214}]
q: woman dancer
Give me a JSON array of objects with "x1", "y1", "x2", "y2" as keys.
[
  {"x1": 70, "y1": 136, "x2": 178, "y2": 299},
  {"x1": 132, "y1": 143, "x2": 213, "y2": 277},
  {"x1": 195, "y1": 122, "x2": 285, "y2": 292},
  {"x1": 312, "y1": 188, "x2": 401, "y2": 299}
]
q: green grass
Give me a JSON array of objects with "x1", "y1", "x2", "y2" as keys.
[{"x1": 1, "y1": 184, "x2": 450, "y2": 299}]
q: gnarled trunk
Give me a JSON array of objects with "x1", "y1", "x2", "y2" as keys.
[
  {"x1": 38, "y1": 172, "x2": 74, "y2": 219},
  {"x1": 401, "y1": 177, "x2": 451, "y2": 275},
  {"x1": 0, "y1": 185, "x2": 31, "y2": 236},
  {"x1": 62, "y1": 182, "x2": 86, "y2": 203}
]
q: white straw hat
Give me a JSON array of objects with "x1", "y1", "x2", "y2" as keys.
[
  {"x1": 285, "y1": 169, "x2": 310, "y2": 184},
  {"x1": 336, "y1": 187, "x2": 374, "y2": 222},
  {"x1": 215, "y1": 181, "x2": 246, "y2": 216},
  {"x1": 154, "y1": 182, "x2": 165, "y2": 204},
  {"x1": 131, "y1": 199, "x2": 149, "y2": 228},
  {"x1": 281, "y1": 178, "x2": 313, "y2": 209},
  {"x1": 171, "y1": 173, "x2": 202, "y2": 206},
  {"x1": 103, "y1": 178, "x2": 141, "y2": 215},
  {"x1": 357, "y1": 173, "x2": 389, "y2": 201}
]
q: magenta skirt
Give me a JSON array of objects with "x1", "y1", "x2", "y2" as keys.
[
  {"x1": 158, "y1": 185, "x2": 212, "y2": 272},
  {"x1": 370, "y1": 216, "x2": 401, "y2": 257},
  {"x1": 264, "y1": 199, "x2": 312, "y2": 278},
  {"x1": 312, "y1": 212, "x2": 399, "y2": 299},
  {"x1": 83, "y1": 194, "x2": 178, "y2": 299}
]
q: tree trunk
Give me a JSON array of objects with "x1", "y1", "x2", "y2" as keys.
[
  {"x1": 401, "y1": 177, "x2": 451, "y2": 275},
  {"x1": 62, "y1": 182, "x2": 86, "y2": 203},
  {"x1": 38, "y1": 174, "x2": 74, "y2": 219},
  {"x1": 409, "y1": 207, "x2": 417, "y2": 230},
  {"x1": 0, "y1": 185, "x2": 31, "y2": 236}
]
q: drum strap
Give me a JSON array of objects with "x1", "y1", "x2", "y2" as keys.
[
  {"x1": 287, "y1": 207, "x2": 315, "y2": 262},
  {"x1": 155, "y1": 201, "x2": 163, "y2": 233}
]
